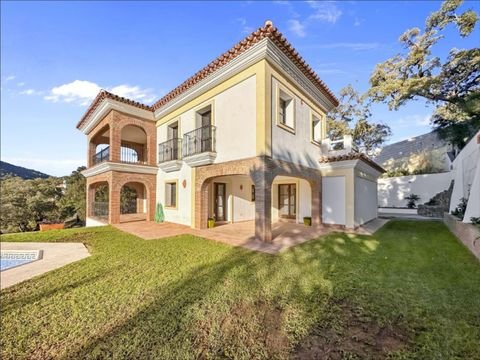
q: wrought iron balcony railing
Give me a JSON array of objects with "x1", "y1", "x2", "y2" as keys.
[
  {"x1": 158, "y1": 138, "x2": 182, "y2": 163},
  {"x1": 92, "y1": 147, "x2": 110, "y2": 165},
  {"x1": 183, "y1": 125, "x2": 216, "y2": 158}
]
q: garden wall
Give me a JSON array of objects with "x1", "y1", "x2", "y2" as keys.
[
  {"x1": 444, "y1": 213, "x2": 480, "y2": 260},
  {"x1": 378, "y1": 172, "x2": 452, "y2": 208}
]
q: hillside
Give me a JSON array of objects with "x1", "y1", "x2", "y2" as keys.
[{"x1": 0, "y1": 161, "x2": 52, "y2": 179}]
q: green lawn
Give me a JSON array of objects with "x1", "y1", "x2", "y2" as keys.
[{"x1": 1, "y1": 221, "x2": 479, "y2": 359}]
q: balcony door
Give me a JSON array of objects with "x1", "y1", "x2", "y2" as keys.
[
  {"x1": 200, "y1": 108, "x2": 212, "y2": 152},
  {"x1": 214, "y1": 182, "x2": 226, "y2": 222},
  {"x1": 278, "y1": 184, "x2": 296, "y2": 219}
]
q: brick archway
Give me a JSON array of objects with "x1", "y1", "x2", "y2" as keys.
[{"x1": 195, "y1": 156, "x2": 322, "y2": 242}]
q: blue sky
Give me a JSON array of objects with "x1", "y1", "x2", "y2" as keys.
[{"x1": 2, "y1": 0, "x2": 479, "y2": 176}]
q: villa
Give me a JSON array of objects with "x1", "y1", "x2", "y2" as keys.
[{"x1": 77, "y1": 21, "x2": 385, "y2": 242}]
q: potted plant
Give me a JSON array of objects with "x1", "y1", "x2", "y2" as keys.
[
  {"x1": 39, "y1": 220, "x2": 65, "y2": 231},
  {"x1": 207, "y1": 217, "x2": 215, "y2": 228},
  {"x1": 303, "y1": 216, "x2": 312, "y2": 226}
]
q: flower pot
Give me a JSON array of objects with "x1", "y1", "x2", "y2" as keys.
[
  {"x1": 303, "y1": 217, "x2": 312, "y2": 226},
  {"x1": 207, "y1": 219, "x2": 215, "y2": 228},
  {"x1": 39, "y1": 223, "x2": 65, "y2": 231}
]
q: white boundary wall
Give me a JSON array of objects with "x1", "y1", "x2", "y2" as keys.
[
  {"x1": 378, "y1": 172, "x2": 452, "y2": 208},
  {"x1": 450, "y1": 130, "x2": 480, "y2": 223}
]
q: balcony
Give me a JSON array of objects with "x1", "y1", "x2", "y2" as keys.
[
  {"x1": 92, "y1": 147, "x2": 110, "y2": 165},
  {"x1": 158, "y1": 138, "x2": 183, "y2": 172},
  {"x1": 182, "y1": 125, "x2": 217, "y2": 167}
]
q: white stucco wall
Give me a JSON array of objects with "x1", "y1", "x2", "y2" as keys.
[
  {"x1": 86, "y1": 217, "x2": 107, "y2": 227},
  {"x1": 156, "y1": 76, "x2": 257, "y2": 225},
  {"x1": 450, "y1": 130, "x2": 480, "y2": 222},
  {"x1": 378, "y1": 172, "x2": 452, "y2": 208},
  {"x1": 157, "y1": 75, "x2": 257, "y2": 164},
  {"x1": 355, "y1": 176, "x2": 377, "y2": 225},
  {"x1": 156, "y1": 164, "x2": 193, "y2": 226},
  {"x1": 270, "y1": 77, "x2": 325, "y2": 169},
  {"x1": 322, "y1": 176, "x2": 346, "y2": 225}
]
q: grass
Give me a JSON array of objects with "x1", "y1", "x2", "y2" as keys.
[{"x1": 1, "y1": 220, "x2": 479, "y2": 359}]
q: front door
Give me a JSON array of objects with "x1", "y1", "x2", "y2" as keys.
[
  {"x1": 278, "y1": 184, "x2": 296, "y2": 219},
  {"x1": 214, "y1": 183, "x2": 226, "y2": 222}
]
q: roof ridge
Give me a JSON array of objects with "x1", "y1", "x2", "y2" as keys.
[
  {"x1": 76, "y1": 89, "x2": 153, "y2": 129},
  {"x1": 319, "y1": 152, "x2": 385, "y2": 173},
  {"x1": 152, "y1": 20, "x2": 339, "y2": 110}
]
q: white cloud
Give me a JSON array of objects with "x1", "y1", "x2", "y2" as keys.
[
  {"x1": 354, "y1": 17, "x2": 362, "y2": 26},
  {"x1": 307, "y1": 1, "x2": 342, "y2": 23},
  {"x1": 285, "y1": 1, "x2": 342, "y2": 37},
  {"x1": 3, "y1": 75, "x2": 15, "y2": 83},
  {"x1": 236, "y1": 17, "x2": 254, "y2": 34},
  {"x1": 20, "y1": 88, "x2": 41, "y2": 95},
  {"x1": 44, "y1": 80, "x2": 156, "y2": 106},
  {"x1": 17, "y1": 82, "x2": 25, "y2": 87},
  {"x1": 288, "y1": 19, "x2": 306, "y2": 37}
]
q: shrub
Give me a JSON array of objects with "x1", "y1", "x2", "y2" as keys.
[{"x1": 451, "y1": 198, "x2": 468, "y2": 220}]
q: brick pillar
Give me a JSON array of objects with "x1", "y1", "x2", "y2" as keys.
[
  {"x1": 87, "y1": 141, "x2": 96, "y2": 168},
  {"x1": 146, "y1": 184, "x2": 156, "y2": 221},
  {"x1": 147, "y1": 133, "x2": 157, "y2": 166},
  {"x1": 310, "y1": 179, "x2": 322, "y2": 227},
  {"x1": 109, "y1": 181, "x2": 120, "y2": 224},
  {"x1": 252, "y1": 171, "x2": 273, "y2": 242},
  {"x1": 86, "y1": 183, "x2": 95, "y2": 217},
  {"x1": 110, "y1": 125, "x2": 121, "y2": 163}
]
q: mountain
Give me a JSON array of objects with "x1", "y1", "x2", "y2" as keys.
[{"x1": 0, "y1": 161, "x2": 52, "y2": 180}]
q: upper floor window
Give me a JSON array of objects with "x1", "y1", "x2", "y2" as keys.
[
  {"x1": 168, "y1": 121, "x2": 179, "y2": 140},
  {"x1": 196, "y1": 104, "x2": 213, "y2": 128},
  {"x1": 311, "y1": 112, "x2": 322, "y2": 144},
  {"x1": 277, "y1": 88, "x2": 295, "y2": 131}
]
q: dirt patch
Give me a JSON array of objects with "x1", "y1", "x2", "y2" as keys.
[
  {"x1": 292, "y1": 300, "x2": 408, "y2": 359},
  {"x1": 194, "y1": 300, "x2": 290, "y2": 359}
]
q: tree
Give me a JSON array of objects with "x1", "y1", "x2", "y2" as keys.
[
  {"x1": 0, "y1": 176, "x2": 63, "y2": 233},
  {"x1": 368, "y1": 0, "x2": 479, "y2": 148},
  {"x1": 58, "y1": 166, "x2": 86, "y2": 221},
  {"x1": 327, "y1": 85, "x2": 392, "y2": 155}
]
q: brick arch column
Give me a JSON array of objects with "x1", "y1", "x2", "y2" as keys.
[
  {"x1": 111, "y1": 173, "x2": 156, "y2": 223},
  {"x1": 194, "y1": 156, "x2": 323, "y2": 242},
  {"x1": 113, "y1": 111, "x2": 157, "y2": 165}
]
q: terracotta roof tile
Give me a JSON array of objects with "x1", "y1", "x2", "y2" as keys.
[
  {"x1": 319, "y1": 152, "x2": 386, "y2": 173},
  {"x1": 77, "y1": 21, "x2": 339, "y2": 130},
  {"x1": 152, "y1": 21, "x2": 339, "y2": 110},
  {"x1": 76, "y1": 90, "x2": 152, "y2": 129}
]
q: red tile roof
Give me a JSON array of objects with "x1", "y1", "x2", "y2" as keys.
[
  {"x1": 152, "y1": 20, "x2": 339, "y2": 110},
  {"x1": 77, "y1": 21, "x2": 339, "y2": 130},
  {"x1": 319, "y1": 152, "x2": 386, "y2": 173},
  {"x1": 76, "y1": 90, "x2": 153, "y2": 129}
]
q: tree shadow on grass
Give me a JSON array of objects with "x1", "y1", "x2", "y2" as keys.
[{"x1": 60, "y1": 232, "x2": 388, "y2": 360}]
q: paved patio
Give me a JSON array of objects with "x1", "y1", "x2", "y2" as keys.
[{"x1": 114, "y1": 218, "x2": 388, "y2": 254}]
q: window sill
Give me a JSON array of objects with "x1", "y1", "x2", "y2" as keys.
[
  {"x1": 164, "y1": 206, "x2": 178, "y2": 210},
  {"x1": 311, "y1": 140, "x2": 322, "y2": 147},
  {"x1": 276, "y1": 122, "x2": 296, "y2": 135}
]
